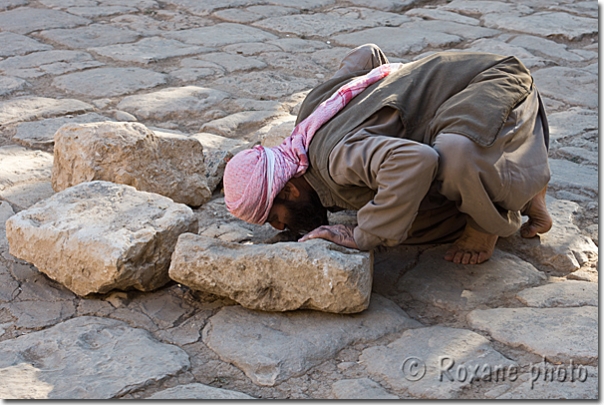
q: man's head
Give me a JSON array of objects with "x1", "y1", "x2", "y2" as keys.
[{"x1": 266, "y1": 176, "x2": 328, "y2": 235}]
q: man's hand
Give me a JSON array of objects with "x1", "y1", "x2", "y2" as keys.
[{"x1": 298, "y1": 224, "x2": 359, "y2": 249}]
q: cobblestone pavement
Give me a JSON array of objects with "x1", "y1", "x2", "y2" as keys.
[{"x1": 0, "y1": 0, "x2": 598, "y2": 400}]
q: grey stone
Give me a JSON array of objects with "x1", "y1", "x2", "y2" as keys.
[
  {"x1": 0, "y1": 96, "x2": 94, "y2": 126},
  {"x1": 116, "y1": 86, "x2": 230, "y2": 121},
  {"x1": 197, "y1": 52, "x2": 267, "y2": 72},
  {"x1": 497, "y1": 366, "x2": 597, "y2": 399},
  {"x1": 500, "y1": 199, "x2": 598, "y2": 274},
  {"x1": 332, "y1": 378, "x2": 398, "y2": 399},
  {"x1": 0, "y1": 201, "x2": 15, "y2": 254},
  {"x1": 149, "y1": 383, "x2": 254, "y2": 399},
  {"x1": 555, "y1": 146, "x2": 597, "y2": 167},
  {"x1": 532, "y1": 67, "x2": 597, "y2": 109},
  {"x1": 483, "y1": 12, "x2": 597, "y2": 41},
  {"x1": 0, "y1": 32, "x2": 53, "y2": 57},
  {"x1": 398, "y1": 246, "x2": 545, "y2": 311},
  {"x1": 463, "y1": 38, "x2": 546, "y2": 68},
  {"x1": 508, "y1": 35, "x2": 585, "y2": 63},
  {"x1": 165, "y1": 23, "x2": 278, "y2": 47},
  {"x1": 161, "y1": 0, "x2": 264, "y2": 16},
  {"x1": 223, "y1": 42, "x2": 282, "y2": 56},
  {"x1": 547, "y1": 107, "x2": 598, "y2": 143},
  {"x1": 347, "y1": 0, "x2": 419, "y2": 12},
  {"x1": 212, "y1": 71, "x2": 318, "y2": 100},
  {"x1": 201, "y1": 293, "x2": 421, "y2": 386},
  {"x1": 267, "y1": 0, "x2": 335, "y2": 9},
  {"x1": 52, "y1": 67, "x2": 167, "y2": 97},
  {"x1": 516, "y1": 281, "x2": 597, "y2": 308},
  {"x1": 441, "y1": 0, "x2": 533, "y2": 16},
  {"x1": 567, "y1": 268, "x2": 598, "y2": 284},
  {"x1": 360, "y1": 326, "x2": 516, "y2": 399},
  {"x1": 260, "y1": 114, "x2": 296, "y2": 147},
  {"x1": 213, "y1": 5, "x2": 297, "y2": 24},
  {"x1": 37, "y1": 24, "x2": 140, "y2": 48},
  {"x1": 0, "y1": 7, "x2": 90, "y2": 35},
  {"x1": 90, "y1": 37, "x2": 209, "y2": 64},
  {"x1": 467, "y1": 306, "x2": 597, "y2": 363},
  {"x1": 52, "y1": 122, "x2": 211, "y2": 206},
  {"x1": 113, "y1": 110, "x2": 137, "y2": 122},
  {"x1": 0, "y1": 316, "x2": 189, "y2": 399},
  {"x1": 169, "y1": 235, "x2": 373, "y2": 313},
  {"x1": 0, "y1": 76, "x2": 28, "y2": 96},
  {"x1": 154, "y1": 311, "x2": 208, "y2": 346},
  {"x1": 200, "y1": 110, "x2": 285, "y2": 139},
  {"x1": 0, "y1": 145, "x2": 54, "y2": 210},
  {"x1": 253, "y1": 8, "x2": 410, "y2": 37},
  {"x1": 0, "y1": 50, "x2": 103, "y2": 79},
  {"x1": 109, "y1": 12, "x2": 213, "y2": 36},
  {"x1": 548, "y1": 159, "x2": 598, "y2": 200},
  {"x1": 62, "y1": 5, "x2": 137, "y2": 17},
  {"x1": 189, "y1": 132, "x2": 247, "y2": 192},
  {"x1": 6, "y1": 181, "x2": 198, "y2": 296},
  {"x1": 2, "y1": 300, "x2": 76, "y2": 329},
  {"x1": 405, "y1": 8, "x2": 480, "y2": 25},
  {"x1": 12, "y1": 113, "x2": 112, "y2": 150},
  {"x1": 266, "y1": 38, "x2": 330, "y2": 53},
  {"x1": 0, "y1": 0, "x2": 28, "y2": 10}
]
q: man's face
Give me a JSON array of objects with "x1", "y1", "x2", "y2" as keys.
[{"x1": 267, "y1": 194, "x2": 328, "y2": 235}]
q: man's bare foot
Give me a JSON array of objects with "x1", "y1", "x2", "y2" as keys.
[
  {"x1": 444, "y1": 224, "x2": 498, "y2": 264},
  {"x1": 520, "y1": 186, "x2": 552, "y2": 238}
]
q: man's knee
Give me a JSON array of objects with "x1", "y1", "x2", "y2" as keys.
[{"x1": 433, "y1": 133, "x2": 477, "y2": 179}]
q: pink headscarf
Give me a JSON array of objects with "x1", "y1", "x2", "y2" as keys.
[{"x1": 223, "y1": 62, "x2": 402, "y2": 224}]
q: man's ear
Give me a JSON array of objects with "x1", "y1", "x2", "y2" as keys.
[{"x1": 278, "y1": 181, "x2": 300, "y2": 200}]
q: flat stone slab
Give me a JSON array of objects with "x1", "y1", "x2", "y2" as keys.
[
  {"x1": 165, "y1": 23, "x2": 277, "y2": 47},
  {"x1": 0, "y1": 7, "x2": 90, "y2": 35},
  {"x1": 359, "y1": 326, "x2": 516, "y2": 399},
  {"x1": 0, "y1": 76, "x2": 28, "y2": 96},
  {"x1": 467, "y1": 306, "x2": 597, "y2": 363},
  {"x1": 0, "y1": 32, "x2": 53, "y2": 57},
  {"x1": 0, "y1": 145, "x2": 54, "y2": 210},
  {"x1": 332, "y1": 378, "x2": 398, "y2": 399},
  {"x1": 148, "y1": 383, "x2": 254, "y2": 399},
  {"x1": 37, "y1": 24, "x2": 141, "y2": 48},
  {"x1": 52, "y1": 67, "x2": 167, "y2": 97},
  {"x1": 90, "y1": 37, "x2": 209, "y2": 64},
  {"x1": 515, "y1": 280, "x2": 597, "y2": 308},
  {"x1": 0, "y1": 50, "x2": 104, "y2": 79},
  {"x1": 12, "y1": 113, "x2": 112, "y2": 150},
  {"x1": 398, "y1": 246, "x2": 545, "y2": 311},
  {"x1": 197, "y1": 52, "x2": 267, "y2": 72},
  {"x1": 0, "y1": 96, "x2": 94, "y2": 126},
  {"x1": 547, "y1": 108, "x2": 598, "y2": 143},
  {"x1": 0, "y1": 316, "x2": 189, "y2": 399},
  {"x1": 202, "y1": 293, "x2": 420, "y2": 386},
  {"x1": 496, "y1": 366, "x2": 597, "y2": 399},
  {"x1": 500, "y1": 198, "x2": 598, "y2": 274},
  {"x1": 6, "y1": 181, "x2": 198, "y2": 296},
  {"x1": 116, "y1": 86, "x2": 230, "y2": 121},
  {"x1": 532, "y1": 67, "x2": 597, "y2": 109},
  {"x1": 200, "y1": 110, "x2": 285, "y2": 139},
  {"x1": 52, "y1": 121, "x2": 211, "y2": 206},
  {"x1": 169, "y1": 235, "x2": 373, "y2": 313},
  {"x1": 212, "y1": 71, "x2": 318, "y2": 100},
  {"x1": 548, "y1": 159, "x2": 598, "y2": 200}
]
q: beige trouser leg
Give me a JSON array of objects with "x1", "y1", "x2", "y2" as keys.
[{"x1": 432, "y1": 89, "x2": 551, "y2": 237}]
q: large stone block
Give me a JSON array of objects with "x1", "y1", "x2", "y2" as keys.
[
  {"x1": 169, "y1": 234, "x2": 373, "y2": 314},
  {"x1": 6, "y1": 181, "x2": 198, "y2": 296},
  {"x1": 52, "y1": 121, "x2": 211, "y2": 207}
]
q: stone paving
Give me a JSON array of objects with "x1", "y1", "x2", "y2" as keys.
[{"x1": 0, "y1": 0, "x2": 598, "y2": 400}]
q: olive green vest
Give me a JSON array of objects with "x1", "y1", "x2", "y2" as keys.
[{"x1": 298, "y1": 52, "x2": 534, "y2": 210}]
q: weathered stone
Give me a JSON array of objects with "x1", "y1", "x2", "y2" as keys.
[
  {"x1": 6, "y1": 181, "x2": 198, "y2": 296},
  {"x1": 501, "y1": 199, "x2": 597, "y2": 274},
  {"x1": 202, "y1": 293, "x2": 420, "y2": 386},
  {"x1": 406, "y1": 8, "x2": 480, "y2": 25},
  {"x1": 52, "y1": 122, "x2": 211, "y2": 206},
  {"x1": 165, "y1": 23, "x2": 277, "y2": 47},
  {"x1": 332, "y1": 378, "x2": 398, "y2": 399},
  {"x1": 90, "y1": 37, "x2": 208, "y2": 64},
  {"x1": 189, "y1": 132, "x2": 247, "y2": 192},
  {"x1": 212, "y1": 71, "x2": 318, "y2": 100},
  {"x1": 0, "y1": 50, "x2": 104, "y2": 79},
  {"x1": 0, "y1": 7, "x2": 90, "y2": 35},
  {"x1": 508, "y1": 35, "x2": 585, "y2": 62},
  {"x1": 149, "y1": 383, "x2": 254, "y2": 399},
  {"x1": 467, "y1": 306, "x2": 597, "y2": 363},
  {"x1": 12, "y1": 113, "x2": 112, "y2": 150},
  {"x1": 169, "y1": 235, "x2": 373, "y2": 313},
  {"x1": 483, "y1": 12, "x2": 597, "y2": 41},
  {"x1": 515, "y1": 281, "x2": 597, "y2": 308},
  {"x1": 63, "y1": 5, "x2": 137, "y2": 17},
  {"x1": 347, "y1": 0, "x2": 417, "y2": 12},
  {"x1": 260, "y1": 114, "x2": 296, "y2": 147},
  {"x1": 0, "y1": 0, "x2": 28, "y2": 11},
  {"x1": 548, "y1": 159, "x2": 598, "y2": 200},
  {"x1": 52, "y1": 67, "x2": 167, "y2": 97},
  {"x1": 200, "y1": 110, "x2": 285, "y2": 139},
  {"x1": 496, "y1": 366, "x2": 597, "y2": 399},
  {"x1": 2, "y1": 300, "x2": 76, "y2": 329},
  {"x1": 266, "y1": 38, "x2": 330, "y2": 53},
  {"x1": 464, "y1": 38, "x2": 546, "y2": 68},
  {"x1": 197, "y1": 52, "x2": 267, "y2": 72},
  {"x1": 547, "y1": 107, "x2": 598, "y2": 143},
  {"x1": 0, "y1": 201, "x2": 15, "y2": 254},
  {"x1": 37, "y1": 24, "x2": 140, "y2": 48},
  {"x1": 223, "y1": 42, "x2": 282, "y2": 56},
  {"x1": 398, "y1": 246, "x2": 545, "y2": 311},
  {"x1": 0, "y1": 32, "x2": 53, "y2": 57},
  {"x1": 0, "y1": 76, "x2": 28, "y2": 96},
  {"x1": 0, "y1": 316, "x2": 189, "y2": 399},
  {"x1": 567, "y1": 268, "x2": 598, "y2": 283},
  {"x1": 532, "y1": 67, "x2": 597, "y2": 109},
  {"x1": 360, "y1": 326, "x2": 516, "y2": 399},
  {"x1": 116, "y1": 86, "x2": 230, "y2": 121},
  {"x1": 161, "y1": 0, "x2": 263, "y2": 16},
  {"x1": 0, "y1": 145, "x2": 54, "y2": 210},
  {"x1": 253, "y1": 8, "x2": 410, "y2": 37},
  {"x1": 0, "y1": 96, "x2": 94, "y2": 126}
]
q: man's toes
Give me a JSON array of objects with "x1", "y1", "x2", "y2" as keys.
[
  {"x1": 521, "y1": 222, "x2": 537, "y2": 238},
  {"x1": 477, "y1": 251, "x2": 491, "y2": 264}
]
